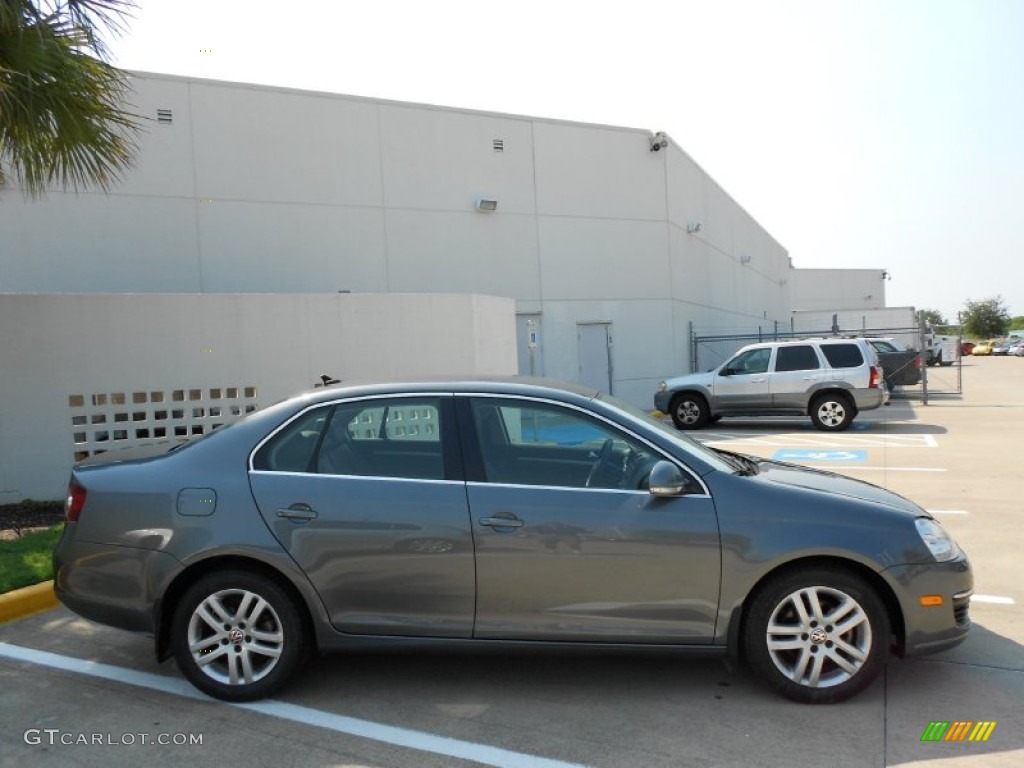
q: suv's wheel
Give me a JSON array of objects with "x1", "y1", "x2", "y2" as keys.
[
  {"x1": 810, "y1": 393, "x2": 853, "y2": 431},
  {"x1": 171, "y1": 570, "x2": 307, "y2": 701},
  {"x1": 669, "y1": 393, "x2": 710, "y2": 429},
  {"x1": 743, "y1": 568, "x2": 890, "y2": 704}
]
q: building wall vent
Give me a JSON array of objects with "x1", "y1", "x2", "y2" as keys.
[
  {"x1": 493, "y1": 139, "x2": 504, "y2": 152},
  {"x1": 157, "y1": 109, "x2": 173, "y2": 124}
]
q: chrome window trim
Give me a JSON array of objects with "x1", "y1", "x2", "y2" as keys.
[
  {"x1": 248, "y1": 469, "x2": 464, "y2": 487},
  {"x1": 465, "y1": 480, "x2": 710, "y2": 499},
  {"x1": 247, "y1": 390, "x2": 712, "y2": 498}
]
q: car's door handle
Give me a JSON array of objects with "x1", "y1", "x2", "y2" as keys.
[
  {"x1": 277, "y1": 503, "x2": 318, "y2": 521},
  {"x1": 479, "y1": 515, "x2": 524, "y2": 528},
  {"x1": 751, "y1": 377, "x2": 767, "y2": 383}
]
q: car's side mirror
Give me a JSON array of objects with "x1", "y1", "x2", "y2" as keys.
[
  {"x1": 719, "y1": 366, "x2": 734, "y2": 377},
  {"x1": 648, "y1": 461, "x2": 689, "y2": 497}
]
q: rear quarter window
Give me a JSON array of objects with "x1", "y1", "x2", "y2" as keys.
[{"x1": 820, "y1": 343, "x2": 865, "y2": 369}]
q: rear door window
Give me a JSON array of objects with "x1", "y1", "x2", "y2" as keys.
[
  {"x1": 820, "y1": 343, "x2": 864, "y2": 368},
  {"x1": 774, "y1": 345, "x2": 820, "y2": 372}
]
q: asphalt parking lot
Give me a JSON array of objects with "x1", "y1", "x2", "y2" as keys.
[{"x1": 1, "y1": 357, "x2": 1021, "y2": 768}]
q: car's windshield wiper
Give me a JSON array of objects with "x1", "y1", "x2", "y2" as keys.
[{"x1": 715, "y1": 448, "x2": 760, "y2": 476}]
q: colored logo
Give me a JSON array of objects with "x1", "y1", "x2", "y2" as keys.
[{"x1": 921, "y1": 721, "x2": 997, "y2": 742}]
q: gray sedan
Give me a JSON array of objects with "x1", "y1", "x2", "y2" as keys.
[{"x1": 54, "y1": 378, "x2": 972, "y2": 704}]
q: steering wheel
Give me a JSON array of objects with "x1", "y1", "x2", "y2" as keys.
[{"x1": 584, "y1": 439, "x2": 617, "y2": 488}]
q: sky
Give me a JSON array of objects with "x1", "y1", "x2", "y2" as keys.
[{"x1": 107, "y1": 0, "x2": 1024, "y2": 322}]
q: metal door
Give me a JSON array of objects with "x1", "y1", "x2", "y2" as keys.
[{"x1": 578, "y1": 323, "x2": 612, "y2": 394}]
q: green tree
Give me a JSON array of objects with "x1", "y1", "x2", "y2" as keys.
[
  {"x1": 1010, "y1": 316, "x2": 1024, "y2": 331},
  {"x1": 961, "y1": 297, "x2": 1011, "y2": 339},
  {"x1": 0, "y1": 0, "x2": 139, "y2": 197},
  {"x1": 920, "y1": 309, "x2": 947, "y2": 327}
]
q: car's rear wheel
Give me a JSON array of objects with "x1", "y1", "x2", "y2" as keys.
[
  {"x1": 171, "y1": 570, "x2": 307, "y2": 701},
  {"x1": 669, "y1": 393, "x2": 710, "y2": 429},
  {"x1": 810, "y1": 393, "x2": 853, "y2": 431},
  {"x1": 743, "y1": 568, "x2": 890, "y2": 704}
]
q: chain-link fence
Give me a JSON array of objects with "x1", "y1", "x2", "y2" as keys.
[{"x1": 689, "y1": 320, "x2": 964, "y2": 402}]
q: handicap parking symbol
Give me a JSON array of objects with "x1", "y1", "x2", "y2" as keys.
[{"x1": 772, "y1": 449, "x2": 868, "y2": 462}]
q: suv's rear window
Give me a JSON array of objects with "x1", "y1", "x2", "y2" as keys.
[{"x1": 820, "y1": 343, "x2": 864, "y2": 368}]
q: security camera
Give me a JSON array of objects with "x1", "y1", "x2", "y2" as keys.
[{"x1": 649, "y1": 132, "x2": 669, "y2": 151}]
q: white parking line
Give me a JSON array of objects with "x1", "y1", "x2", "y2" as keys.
[
  {"x1": 696, "y1": 433, "x2": 938, "y2": 449},
  {"x1": 971, "y1": 595, "x2": 1016, "y2": 605},
  {"x1": 802, "y1": 466, "x2": 948, "y2": 473},
  {"x1": 0, "y1": 644, "x2": 587, "y2": 768}
]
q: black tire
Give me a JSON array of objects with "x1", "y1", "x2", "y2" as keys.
[
  {"x1": 809, "y1": 393, "x2": 854, "y2": 431},
  {"x1": 171, "y1": 570, "x2": 307, "y2": 701},
  {"x1": 669, "y1": 393, "x2": 710, "y2": 430},
  {"x1": 743, "y1": 567, "x2": 890, "y2": 704}
]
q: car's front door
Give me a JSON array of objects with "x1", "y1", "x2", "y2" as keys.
[
  {"x1": 713, "y1": 347, "x2": 773, "y2": 411},
  {"x1": 459, "y1": 396, "x2": 721, "y2": 643},
  {"x1": 248, "y1": 395, "x2": 475, "y2": 637}
]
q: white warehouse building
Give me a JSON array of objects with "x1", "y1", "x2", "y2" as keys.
[
  {"x1": 2, "y1": 72, "x2": 792, "y2": 400},
  {"x1": 0, "y1": 71, "x2": 794, "y2": 499}
]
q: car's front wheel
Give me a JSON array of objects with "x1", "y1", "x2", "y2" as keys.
[
  {"x1": 810, "y1": 393, "x2": 854, "y2": 431},
  {"x1": 171, "y1": 570, "x2": 307, "y2": 701},
  {"x1": 743, "y1": 568, "x2": 890, "y2": 704},
  {"x1": 669, "y1": 393, "x2": 710, "y2": 429}
]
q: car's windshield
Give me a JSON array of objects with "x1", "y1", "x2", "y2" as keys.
[{"x1": 597, "y1": 393, "x2": 736, "y2": 474}]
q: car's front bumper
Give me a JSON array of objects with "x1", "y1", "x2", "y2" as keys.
[
  {"x1": 881, "y1": 550, "x2": 973, "y2": 655},
  {"x1": 654, "y1": 390, "x2": 672, "y2": 413}
]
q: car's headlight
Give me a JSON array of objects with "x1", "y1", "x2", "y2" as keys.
[
  {"x1": 658, "y1": 381, "x2": 667, "y2": 393},
  {"x1": 915, "y1": 517, "x2": 958, "y2": 562}
]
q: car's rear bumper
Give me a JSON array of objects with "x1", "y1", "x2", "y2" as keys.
[
  {"x1": 852, "y1": 386, "x2": 888, "y2": 411},
  {"x1": 53, "y1": 527, "x2": 181, "y2": 634}
]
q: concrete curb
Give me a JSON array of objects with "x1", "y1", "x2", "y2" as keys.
[{"x1": 0, "y1": 580, "x2": 58, "y2": 624}]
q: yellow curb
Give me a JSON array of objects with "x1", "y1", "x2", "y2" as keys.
[
  {"x1": 650, "y1": 410, "x2": 666, "y2": 419},
  {"x1": 0, "y1": 580, "x2": 58, "y2": 624}
]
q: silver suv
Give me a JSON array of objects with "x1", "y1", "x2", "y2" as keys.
[{"x1": 655, "y1": 337, "x2": 889, "y2": 431}]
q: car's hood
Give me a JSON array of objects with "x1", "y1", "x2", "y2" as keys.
[
  {"x1": 664, "y1": 370, "x2": 717, "y2": 388},
  {"x1": 752, "y1": 458, "x2": 924, "y2": 517}
]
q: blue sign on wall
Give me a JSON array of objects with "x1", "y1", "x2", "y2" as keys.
[{"x1": 772, "y1": 449, "x2": 868, "y2": 463}]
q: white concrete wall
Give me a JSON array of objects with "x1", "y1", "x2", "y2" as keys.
[
  {"x1": 0, "y1": 71, "x2": 794, "y2": 407},
  {"x1": 791, "y1": 268, "x2": 888, "y2": 311},
  {"x1": 0, "y1": 292, "x2": 515, "y2": 502}
]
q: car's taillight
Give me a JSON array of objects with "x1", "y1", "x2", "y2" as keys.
[
  {"x1": 65, "y1": 481, "x2": 86, "y2": 522},
  {"x1": 915, "y1": 355, "x2": 922, "y2": 369},
  {"x1": 869, "y1": 366, "x2": 881, "y2": 388}
]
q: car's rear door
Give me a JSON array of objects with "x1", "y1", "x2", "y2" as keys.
[
  {"x1": 770, "y1": 344, "x2": 824, "y2": 408},
  {"x1": 459, "y1": 395, "x2": 721, "y2": 643},
  {"x1": 248, "y1": 395, "x2": 475, "y2": 637}
]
